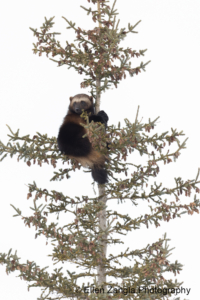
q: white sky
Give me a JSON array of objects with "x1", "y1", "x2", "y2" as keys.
[{"x1": 0, "y1": 0, "x2": 200, "y2": 299}]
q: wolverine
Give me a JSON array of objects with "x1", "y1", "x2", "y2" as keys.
[{"x1": 57, "y1": 94, "x2": 108, "y2": 184}]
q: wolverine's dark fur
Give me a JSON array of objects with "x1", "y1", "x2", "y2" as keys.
[{"x1": 57, "y1": 94, "x2": 108, "y2": 184}]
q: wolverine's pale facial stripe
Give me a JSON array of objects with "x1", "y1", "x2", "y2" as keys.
[{"x1": 71, "y1": 97, "x2": 90, "y2": 105}]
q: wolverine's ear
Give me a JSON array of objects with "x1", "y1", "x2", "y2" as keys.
[
  {"x1": 89, "y1": 96, "x2": 93, "y2": 102},
  {"x1": 70, "y1": 97, "x2": 73, "y2": 102}
]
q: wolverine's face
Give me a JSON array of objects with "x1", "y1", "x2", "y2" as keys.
[{"x1": 70, "y1": 94, "x2": 93, "y2": 114}]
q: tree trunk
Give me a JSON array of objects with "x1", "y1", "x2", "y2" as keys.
[
  {"x1": 96, "y1": 77, "x2": 107, "y2": 290},
  {"x1": 96, "y1": 3, "x2": 107, "y2": 290}
]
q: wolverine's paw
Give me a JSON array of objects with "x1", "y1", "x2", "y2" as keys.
[
  {"x1": 106, "y1": 142, "x2": 111, "y2": 150},
  {"x1": 97, "y1": 110, "x2": 109, "y2": 123}
]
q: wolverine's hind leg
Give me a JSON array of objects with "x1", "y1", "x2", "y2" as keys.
[
  {"x1": 73, "y1": 150, "x2": 108, "y2": 184},
  {"x1": 89, "y1": 150, "x2": 108, "y2": 184},
  {"x1": 91, "y1": 166, "x2": 108, "y2": 184}
]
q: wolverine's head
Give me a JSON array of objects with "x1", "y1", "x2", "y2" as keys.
[{"x1": 69, "y1": 94, "x2": 94, "y2": 114}]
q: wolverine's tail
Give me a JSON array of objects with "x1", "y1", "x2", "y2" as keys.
[{"x1": 91, "y1": 165, "x2": 108, "y2": 184}]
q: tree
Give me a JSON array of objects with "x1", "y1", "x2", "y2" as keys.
[{"x1": 0, "y1": 0, "x2": 199, "y2": 299}]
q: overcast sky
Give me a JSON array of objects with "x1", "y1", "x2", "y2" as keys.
[{"x1": 0, "y1": 0, "x2": 200, "y2": 299}]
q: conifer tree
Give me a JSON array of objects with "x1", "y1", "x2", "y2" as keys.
[{"x1": 0, "y1": 1, "x2": 200, "y2": 299}]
